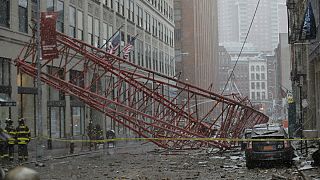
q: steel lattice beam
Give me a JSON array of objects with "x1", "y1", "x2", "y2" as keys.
[{"x1": 15, "y1": 24, "x2": 268, "y2": 150}]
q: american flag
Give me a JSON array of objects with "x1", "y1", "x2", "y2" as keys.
[
  {"x1": 123, "y1": 35, "x2": 137, "y2": 60},
  {"x1": 107, "y1": 31, "x2": 121, "y2": 54}
]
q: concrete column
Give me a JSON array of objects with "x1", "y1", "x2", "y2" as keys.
[
  {"x1": 65, "y1": 71, "x2": 72, "y2": 138},
  {"x1": 307, "y1": 59, "x2": 316, "y2": 130}
]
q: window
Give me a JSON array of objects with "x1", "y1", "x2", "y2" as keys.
[
  {"x1": 94, "y1": 18, "x2": 100, "y2": 47},
  {"x1": 169, "y1": 30, "x2": 174, "y2": 47},
  {"x1": 261, "y1": 82, "x2": 265, "y2": 89},
  {"x1": 18, "y1": 0, "x2": 28, "y2": 33},
  {"x1": 251, "y1": 65, "x2": 254, "y2": 71},
  {"x1": 136, "y1": 40, "x2": 144, "y2": 66},
  {"x1": 261, "y1": 73, "x2": 265, "y2": 80},
  {"x1": 152, "y1": 17, "x2": 157, "y2": 37},
  {"x1": 69, "y1": 6, "x2": 76, "y2": 38},
  {"x1": 169, "y1": 7, "x2": 173, "y2": 21},
  {"x1": 0, "y1": 58, "x2": 10, "y2": 86},
  {"x1": 256, "y1": 82, "x2": 260, "y2": 90},
  {"x1": 127, "y1": 0, "x2": 134, "y2": 22},
  {"x1": 120, "y1": 0, "x2": 124, "y2": 16},
  {"x1": 256, "y1": 65, "x2": 260, "y2": 71},
  {"x1": 71, "y1": 107, "x2": 84, "y2": 136},
  {"x1": 165, "y1": 54, "x2": 169, "y2": 75},
  {"x1": 31, "y1": 0, "x2": 38, "y2": 23},
  {"x1": 261, "y1": 66, "x2": 265, "y2": 71},
  {"x1": 126, "y1": 34, "x2": 135, "y2": 62},
  {"x1": 50, "y1": 107, "x2": 65, "y2": 138},
  {"x1": 153, "y1": 48, "x2": 158, "y2": 71},
  {"x1": 169, "y1": 56, "x2": 174, "y2": 76},
  {"x1": 251, "y1": 73, "x2": 255, "y2": 80},
  {"x1": 145, "y1": 12, "x2": 151, "y2": 32},
  {"x1": 57, "y1": 0, "x2": 64, "y2": 33},
  {"x1": 159, "y1": 22, "x2": 163, "y2": 41},
  {"x1": 102, "y1": 23, "x2": 113, "y2": 46},
  {"x1": 251, "y1": 82, "x2": 255, "y2": 89},
  {"x1": 107, "y1": 0, "x2": 113, "y2": 9},
  {"x1": 159, "y1": 51, "x2": 164, "y2": 73},
  {"x1": 257, "y1": 92, "x2": 261, "y2": 100},
  {"x1": 256, "y1": 73, "x2": 260, "y2": 80},
  {"x1": 137, "y1": 6, "x2": 143, "y2": 28},
  {"x1": 145, "y1": 44, "x2": 151, "y2": 69},
  {"x1": 115, "y1": 0, "x2": 124, "y2": 15},
  {"x1": 251, "y1": 92, "x2": 255, "y2": 100},
  {"x1": 88, "y1": 15, "x2": 93, "y2": 45},
  {"x1": 77, "y1": 11, "x2": 84, "y2": 40},
  {"x1": 48, "y1": 67, "x2": 65, "y2": 101},
  {"x1": 46, "y1": 0, "x2": 54, "y2": 12},
  {"x1": 262, "y1": 92, "x2": 266, "y2": 100},
  {"x1": 164, "y1": 26, "x2": 168, "y2": 43},
  {"x1": 115, "y1": 0, "x2": 119, "y2": 12}
]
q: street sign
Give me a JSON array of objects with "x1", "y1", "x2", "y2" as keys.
[{"x1": 0, "y1": 101, "x2": 16, "y2": 107}]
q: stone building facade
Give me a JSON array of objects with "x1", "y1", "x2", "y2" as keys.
[{"x1": 0, "y1": 0, "x2": 175, "y2": 148}]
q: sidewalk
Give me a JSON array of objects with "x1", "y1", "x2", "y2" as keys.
[
  {"x1": 1, "y1": 140, "x2": 130, "y2": 168},
  {"x1": 293, "y1": 141, "x2": 320, "y2": 180}
]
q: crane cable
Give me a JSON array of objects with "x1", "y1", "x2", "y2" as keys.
[{"x1": 221, "y1": 0, "x2": 261, "y2": 95}]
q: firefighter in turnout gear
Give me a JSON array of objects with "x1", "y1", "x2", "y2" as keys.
[
  {"x1": 0, "y1": 121, "x2": 5, "y2": 161},
  {"x1": 16, "y1": 118, "x2": 31, "y2": 161},
  {"x1": 94, "y1": 124, "x2": 103, "y2": 150},
  {"x1": 87, "y1": 120, "x2": 95, "y2": 150},
  {"x1": 4, "y1": 119, "x2": 16, "y2": 161}
]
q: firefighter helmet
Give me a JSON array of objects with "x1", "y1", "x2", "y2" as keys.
[
  {"x1": 18, "y1": 118, "x2": 25, "y2": 125},
  {"x1": 5, "y1": 118, "x2": 12, "y2": 124}
]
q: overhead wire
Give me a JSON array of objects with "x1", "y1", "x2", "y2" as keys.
[{"x1": 221, "y1": 0, "x2": 261, "y2": 95}]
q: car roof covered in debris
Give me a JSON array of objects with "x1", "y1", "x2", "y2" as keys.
[{"x1": 251, "y1": 124, "x2": 285, "y2": 138}]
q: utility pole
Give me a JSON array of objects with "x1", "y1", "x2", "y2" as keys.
[{"x1": 36, "y1": 0, "x2": 43, "y2": 161}]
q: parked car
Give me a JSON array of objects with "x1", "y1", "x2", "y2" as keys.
[
  {"x1": 245, "y1": 123, "x2": 294, "y2": 169},
  {"x1": 241, "y1": 128, "x2": 252, "y2": 150}
]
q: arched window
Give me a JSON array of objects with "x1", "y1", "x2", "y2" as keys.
[
  {"x1": 256, "y1": 65, "x2": 260, "y2": 71},
  {"x1": 251, "y1": 66, "x2": 254, "y2": 71}
]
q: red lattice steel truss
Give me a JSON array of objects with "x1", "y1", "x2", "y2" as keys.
[{"x1": 15, "y1": 15, "x2": 268, "y2": 150}]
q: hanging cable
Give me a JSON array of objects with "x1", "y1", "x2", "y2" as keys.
[{"x1": 221, "y1": 0, "x2": 261, "y2": 95}]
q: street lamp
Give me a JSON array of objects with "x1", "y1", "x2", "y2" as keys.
[
  {"x1": 167, "y1": 52, "x2": 189, "y2": 100},
  {"x1": 170, "y1": 52, "x2": 189, "y2": 77}
]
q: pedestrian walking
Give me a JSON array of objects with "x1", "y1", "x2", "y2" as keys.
[
  {"x1": 4, "y1": 119, "x2": 15, "y2": 161},
  {"x1": 16, "y1": 118, "x2": 31, "y2": 161}
]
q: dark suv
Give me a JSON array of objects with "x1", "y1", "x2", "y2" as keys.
[{"x1": 245, "y1": 123, "x2": 294, "y2": 169}]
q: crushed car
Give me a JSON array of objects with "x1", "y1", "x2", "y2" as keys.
[
  {"x1": 241, "y1": 128, "x2": 252, "y2": 150},
  {"x1": 245, "y1": 123, "x2": 294, "y2": 169}
]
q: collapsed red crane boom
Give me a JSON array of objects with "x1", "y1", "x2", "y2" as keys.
[{"x1": 15, "y1": 13, "x2": 268, "y2": 149}]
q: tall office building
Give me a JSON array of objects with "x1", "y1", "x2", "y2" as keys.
[
  {"x1": 0, "y1": 0, "x2": 174, "y2": 147},
  {"x1": 218, "y1": 0, "x2": 287, "y2": 52},
  {"x1": 174, "y1": 0, "x2": 219, "y2": 90},
  {"x1": 217, "y1": 0, "x2": 239, "y2": 43}
]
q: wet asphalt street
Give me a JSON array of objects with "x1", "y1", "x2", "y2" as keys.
[{"x1": 15, "y1": 143, "x2": 304, "y2": 180}]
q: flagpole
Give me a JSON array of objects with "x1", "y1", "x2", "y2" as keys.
[
  {"x1": 118, "y1": 34, "x2": 139, "y2": 56},
  {"x1": 100, "y1": 24, "x2": 125, "y2": 49}
]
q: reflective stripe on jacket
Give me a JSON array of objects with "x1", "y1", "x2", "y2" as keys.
[
  {"x1": 5, "y1": 126, "x2": 16, "y2": 144},
  {"x1": 16, "y1": 125, "x2": 31, "y2": 144}
]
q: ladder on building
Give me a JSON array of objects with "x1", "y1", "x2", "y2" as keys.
[{"x1": 14, "y1": 13, "x2": 268, "y2": 150}]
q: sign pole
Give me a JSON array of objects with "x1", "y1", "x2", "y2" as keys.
[{"x1": 36, "y1": 0, "x2": 43, "y2": 161}]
